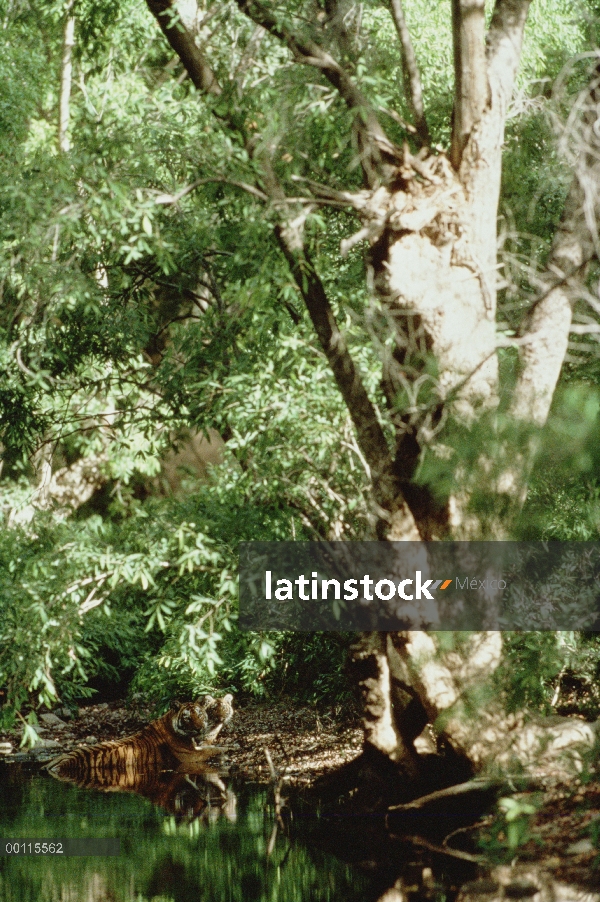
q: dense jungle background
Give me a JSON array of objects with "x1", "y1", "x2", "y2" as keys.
[{"x1": 1, "y1": 0, "x2": 600, "y2": 783}]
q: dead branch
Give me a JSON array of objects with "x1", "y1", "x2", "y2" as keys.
[
  {"x1": 154, "y1": 178, "x2": 269, "y2": 205},
  {"x1": 400, "y1": 834, "x2": 485, "y2": 864},
  {"x1": 388, "y1": 777, "x2": 500, "y2": 811}
]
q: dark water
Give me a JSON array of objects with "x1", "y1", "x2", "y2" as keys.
[
  {"x1": 0, "y1": 765, "x2": 385, "y2": 902},
  {"x1": 2, "y1": 769, "x2": 592, "y2": 902}
]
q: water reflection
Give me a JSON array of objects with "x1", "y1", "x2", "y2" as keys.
[
  {"x1": 49, "y1": 756, "x2": 237, "y2": 826},
  {"x1": 0, "y1": 765, "x2": 377, "y2": 902},
  {"x1": 5, "y1": 765, "x2": 595, "y2": 902}
]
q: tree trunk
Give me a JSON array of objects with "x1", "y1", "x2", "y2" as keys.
[{"x1": 348, "y1": 626, "x2": 599, "y2": 790}]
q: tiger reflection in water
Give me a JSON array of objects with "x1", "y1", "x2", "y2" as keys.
[{"x1": 46, "y1": 695, "x2": 236, "y2": 823}]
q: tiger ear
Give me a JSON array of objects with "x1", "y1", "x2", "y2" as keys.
[{"x1": 201, "y1": 694, "x2": 215, "y2": 707}]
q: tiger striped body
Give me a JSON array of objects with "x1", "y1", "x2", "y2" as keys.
[{"x1": 46, "y1": 697, "x2": 233, "y2": 790}]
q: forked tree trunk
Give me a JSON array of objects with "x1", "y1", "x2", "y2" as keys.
[{"x1": 346, "y1": 5, "x2": 600, "y2": 781}]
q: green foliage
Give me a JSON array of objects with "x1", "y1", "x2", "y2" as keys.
[
  {"x1": 496, "y1": 632, "x2": 600, "y2": 720},
  {"x1": 263, "y1": 633, "x2": 355, "y2": 707},
  {"x1": 0, "y1": 0, "x2": 598, "y2": 731},
  {"x1": 478, "y1": 794, "x2": 542, "y2": 859},
  {"x1": 0, "y1": 498, "x2": 237, "y2": 719},
  {"x1": 519, "y1": 384, "x2": 600, "y2": 540},
  {"x1": 495, "y1": 632, "x2": 568, "y2": 714}
]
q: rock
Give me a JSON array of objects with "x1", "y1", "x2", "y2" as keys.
[
  {"x1": 40, "y1": 713, "x2": 67, "y2": 727},
  {"x1": 11, "y1": 752, "x2": 30, "y2": 763},
  {"x1": 84, "y1": 736, "x2": 98, "y2": 745},
  {"x1": 55, "y1": 706, "x2": 78, "y2": 720},
  {"x1": 30, "y1": 748, "x2": 61, "y2": 761},
  {"x1": 566, "y1": 838, "x2": 594, "y2": 855},
  {"x1": 34, "y1": 738, "x2": 61, "y2": 749}
]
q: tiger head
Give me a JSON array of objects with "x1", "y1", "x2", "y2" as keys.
[{"x1": 170, "y1": 699, "x2": 212, "y2": 739}]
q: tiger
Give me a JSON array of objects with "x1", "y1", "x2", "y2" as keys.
[{"x1": 45, "y1": 695, "x2": 234, "y2": 790}]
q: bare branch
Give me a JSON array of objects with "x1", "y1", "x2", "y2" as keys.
[
  {"x1": 233, "y1": 0, "x2": 399, "y2": 185},
  {"x1": 146, "y1": 0, "x2": 222, "y2": 95},
  {"x1": 154, "y1": 178, "x2": 269, "y2": 205},
  {"x1": 451, "y1": 0, "x2": 488, "y2": 168},
  {"x1": 387, "y1": 0, "x2": 430, "y2": 145}
]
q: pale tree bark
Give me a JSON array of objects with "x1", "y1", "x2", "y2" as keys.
[
  {"x1": 462, "y1": 0, "x2": 532, "y2": 312},
  {"x1": 510, "y1": 64, "x2": 600, "y2": 425},
  {"x1": 497, "y1": 63, "x2": 600, "y2": 503},
  {"x1": 451, "y1": 0, "x2": 488, "y2": 169},
  {"x1": 391, "y1": 631, "x2": 599, "y2": 780},
  {"x1": 58, "y1": 3, "x2": 75, "y2": 153}
]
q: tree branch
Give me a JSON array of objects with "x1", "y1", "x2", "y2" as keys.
[
  {"x1": 324, "y1": 0, "x2": 354, "y2": 60},
  {"x1": 510, "y1": 64, "x2": 600, "y2": 426},
  {"x1": 450, "y1": 0, "x2": 488, "y2": 168},
  {"x1": 233, "y1": 0, "x2": 399, "y2": 186},
  {"x1": 275, "y1": 214, "x2": 419, "y2": 537},
  {"x1": 486, "y1": 0, "x2": 532, "y2": 102},
  {"x1": 454, "y1": 0, "x2": 531, "y2": 299},
  {"x1": 58, "y1": 3, "x2": 75, "y2": 153},
  {"x1": 146, "y1": 0, "x2": 222, "y2": 95},
  {"x1": 154, "y1": 177, "x2": 269, "y2": 205},
  {"x1": 276, "y1": 218, "x2": 391, "y2": 475},
  {"x1": 387, "y1": 0, "x2": 430, "y2": 145}
]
